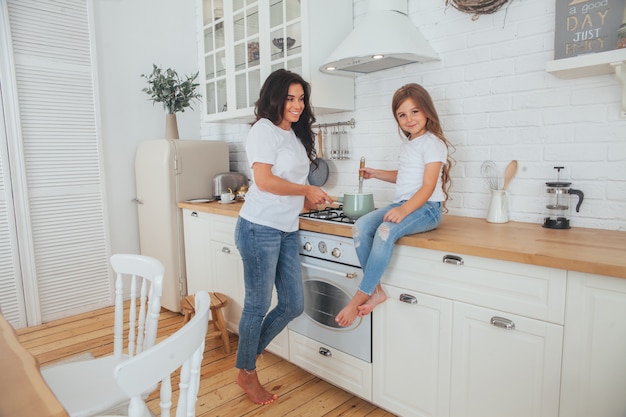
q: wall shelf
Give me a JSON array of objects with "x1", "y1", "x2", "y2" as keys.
[{"x1": 546, "y1": 49, "x2": 626, "y2": 118}]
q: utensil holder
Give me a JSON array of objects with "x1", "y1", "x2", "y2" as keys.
[{"x1": 486, "y1": 189, "x2": 509, "y2": 223}]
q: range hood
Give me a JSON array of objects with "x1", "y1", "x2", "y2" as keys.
[{"x1": 320, "y1": 0, "x2": 438, "y2": 75}]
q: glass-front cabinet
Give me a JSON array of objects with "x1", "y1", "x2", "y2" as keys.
[{"x1": 198, "y1": 0, "x2": 354, "y2": 122}]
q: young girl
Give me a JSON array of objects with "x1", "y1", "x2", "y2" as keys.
[{"x1": 336, "y1": 83, "x2": 453, "y2": 327}]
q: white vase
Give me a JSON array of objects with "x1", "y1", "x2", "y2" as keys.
[{"x1": 165, "y1": 113, "x2": 179, "y2": 139}]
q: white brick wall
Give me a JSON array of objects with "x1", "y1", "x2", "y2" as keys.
[{"x1": 201, "y1": 0, "x2": 626, "y2": 231}]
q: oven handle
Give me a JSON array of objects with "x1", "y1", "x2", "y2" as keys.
[{"x1": 300, "y1": 262, "x2": 359, "y2": 279}]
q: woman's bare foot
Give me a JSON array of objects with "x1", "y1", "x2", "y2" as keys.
[
  {"x1": 357, "y1": 285, "x2": 387, "y2": 316},
  {"x1": 236, "y1": 369, "x2": 278, "y2": 405},
  {"x1": 336, "y1": 291, "x2": 369, "y2": 327}
]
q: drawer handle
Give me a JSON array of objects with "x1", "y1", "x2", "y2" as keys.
[
  {"x1": 399, "y1": 293, "x2": 418, "y2": 304},
  {"x1": 442, "y1": 254, "x2": 464, "y2": 265},
  {"x1": 191, "y1": 211, "x2": 198, "y2": 217},
  {"x1": 490, "y1": 316, "x2": 515, "y2": 330},
  {"x1": 221, "y1": 246, "x2": 231, "y2": 254},
  {"x1": 319, "y1": 347, "x2": 332, "y2": 357}
]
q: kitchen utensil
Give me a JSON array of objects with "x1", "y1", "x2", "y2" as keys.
[
  {"x1": 542, "y1": 166, "x2": 584, "y2": 229},
  {"x1": 213, "y1": 172, "x2": 248, "y2": 198},
  {"x1": 330, "y1": 126, "x2": 340, "y2": 159},
  {"x1": 308, "y1": 130, "x2": 329, "y2": 186},
  {"x1": 342, "y1": 192, "x2": 375, "y2": 219},
  {"x1": 481, "y1": 160, "x2": 499, "y2": 190},
  {"x1": 486, "y1": 189, "x2": 509, "y2": 223},
  {"x1": 340, "y1": 127, "x2": 349, "y2": 159},
  {"x1": 502, "y1": 160, "x2": 518, "y2": 190},
  {"x1": 358, "y1": 156, "x2": 365, "y2": 194}
]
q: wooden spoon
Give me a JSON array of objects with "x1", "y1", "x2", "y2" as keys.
[{"x1": 502, "y1": 160, "x2": 518, "y2": 190}]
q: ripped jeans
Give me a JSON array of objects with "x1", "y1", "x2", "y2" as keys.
[{"x1": 353, "y1": 201, "x2": 442, "y2": 295}]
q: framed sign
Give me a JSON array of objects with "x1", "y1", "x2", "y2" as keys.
[{"x1": 554, "y1": 0, "x2": 626, "y2": 59}]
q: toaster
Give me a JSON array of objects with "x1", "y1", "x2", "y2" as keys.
[{"x1": 213, "y1": 172, "x2": 248, "y2": 199}]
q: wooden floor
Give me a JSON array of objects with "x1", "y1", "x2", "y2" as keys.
[{"x1": 16, "y1": 304, "x2": 396, "y2": 417}]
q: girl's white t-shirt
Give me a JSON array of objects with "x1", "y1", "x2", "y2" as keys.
[
  {"x1": 394, "y1": 131, "x2": 448, "y2": 203},
  {"x1": 239, "y1": 118, "x2": 310, "y2": 232}
]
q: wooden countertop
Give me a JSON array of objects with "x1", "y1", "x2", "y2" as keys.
[
  {"x1": 178, "y1": 201, "x2": 626, "y2": 279},
  {"x1": 0, "y1": 314, "x2": 69, "y2": 417}
]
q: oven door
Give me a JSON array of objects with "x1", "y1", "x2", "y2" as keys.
[{"x1": 289, "y1": 255, "x2": 372, "y2": 363}]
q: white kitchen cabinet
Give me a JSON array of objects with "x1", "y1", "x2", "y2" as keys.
[
  {"x1": 373, "y1": 285, "x2": 453, "y2": 417},
  {"x1": 183, "y1": 210, "x2": 214, "y2": 294},
  {"x1": 560, "y1": 271, "x2": 626, "y2": 417},
  {"x1": 210, "y1": 240, "x2": 244, "y2": 332},
  {"x1": 375, "y1": 244, "x2": 566, "y2": 417},
  {"x1": 449, "y1": 302, "x2": 563, "y2": 417},
  {"x1": 198, "y1": 0, "x2": 354, "y2": 122}
]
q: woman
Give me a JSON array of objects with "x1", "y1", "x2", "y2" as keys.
[
  {"x1": 235, "y1": 69, "x2": 330, "y2": 404},
  {"x1": 336, "y1": 83, "x2": 454, "y2": 327}
]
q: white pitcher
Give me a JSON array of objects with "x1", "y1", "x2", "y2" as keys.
[{"x1": 486, "y1": 189, "x2": 509, "y2": 223}]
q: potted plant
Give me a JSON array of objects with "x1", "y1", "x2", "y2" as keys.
[{"x1": 141, "y1": 64, "x2": 202, "y2": 139}]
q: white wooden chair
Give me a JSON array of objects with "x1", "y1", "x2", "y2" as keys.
[
  {"x1": 100, "y1": 291, "x2": 211, "y2": 417},
  {"x1": 41, "y1": 254, "x2": 165, "y2": 417}
]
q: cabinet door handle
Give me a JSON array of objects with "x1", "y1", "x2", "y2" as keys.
[
  {"x1": 442, "y1": 254, "x2": 464, "y2": 265},
  {"x1": 191, "y1": 211, "x2": 198, "y2": 217},
  {"x1": 221, "y1": 246, "x2": 231, "y2": 254},
  {"x1": 490, "y1": 316, "x2": 515, "y2": 330},
  {"x1": 319, "y1": 347, "x2": 332, "y2": 357},
  {"x1": 399, "y1": 293, "x2": 418, "y2": 304}
]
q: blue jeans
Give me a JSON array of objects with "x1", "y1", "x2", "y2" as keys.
[
  {"x1": 353, "y1": 201, "x2": 442, "y2": 295},
  {"x1": 234, "y1": 217, "x2": 304, "y2": 370}
]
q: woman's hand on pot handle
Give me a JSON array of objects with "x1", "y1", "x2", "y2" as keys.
[{"x1": 305, "y1": 185, "x2": 330, "y2": 206}]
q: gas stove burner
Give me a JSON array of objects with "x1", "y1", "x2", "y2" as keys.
[
  {"x1": 309, "y1": 210, "x2": 340, "y2": 220},
  {"x1": 299, "y1": 206, "x2": 356, "y2": 224}
]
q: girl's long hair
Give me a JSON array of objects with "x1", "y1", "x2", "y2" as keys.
[
  {"x1": 254, "y1": 69, "x2": 317, "y2": 162},
  {"x1": 391, "y1": 83, "x2": 455, "y2": 212}
]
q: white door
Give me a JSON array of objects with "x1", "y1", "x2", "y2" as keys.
[
  {"x1": 0, "y1": 81, "x2": 27, "y2": 327},
  {"x1": 0, "y1": 0, "x2": 112, "y2": 327},
  {"x1": 450, "y1": 302, "x2": 563, "y2": 417}
]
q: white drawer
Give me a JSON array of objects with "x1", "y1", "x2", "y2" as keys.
[
  {"x1": 383, "y1": 245, "x2": 566, "y2": 324},
  {"x1": 209, "y1": 214, "x2": 237, "y2": 245},
  {"x1": 288, "y1": 330, "x2": 372, "y2": 401}
]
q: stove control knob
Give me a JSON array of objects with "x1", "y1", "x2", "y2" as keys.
[
  {"x1": 303, "y1": 242, "x2": 313, "y2": 252},
  {"x1": 331, "y1": 247, "x2": 342, "y2": 258},
  {"x1": 318, "y1": 241, "x2": 327, "y2": 254}
]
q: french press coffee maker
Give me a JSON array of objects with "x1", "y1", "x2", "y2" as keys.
[{"x1": 542, "y1": 166, "x2": 584, "y2": 229}]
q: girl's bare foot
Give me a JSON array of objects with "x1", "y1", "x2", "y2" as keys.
[
  {"x1": 357, "y1": 285, "x2": 387, "y2": 316},
  {"x1": 336, "y1": 291, "x2": 369, "y2": 327},
  {"x1": 236, "y1": 369, "x2": 278, "y2": 405}
]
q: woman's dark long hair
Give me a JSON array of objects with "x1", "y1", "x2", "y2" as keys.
[{"x1": 254, "y1": 69, "x2": 317, "y2": 162}]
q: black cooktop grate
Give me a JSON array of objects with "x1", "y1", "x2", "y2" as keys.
[{"x1": 299, "y1": 206, "x2": 356, "y2": 224}]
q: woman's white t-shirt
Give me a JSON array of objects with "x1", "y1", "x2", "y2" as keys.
[
  {"x1": 394, "y1": 131, "x2": 448, "y2": 203},
  {"x1": 239, "y1": 118, "x2": 310, "y2": 232}
]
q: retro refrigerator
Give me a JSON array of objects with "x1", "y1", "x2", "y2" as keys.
[{"x1": 134, "y1": 139, "x2": 229, "y2": 312}]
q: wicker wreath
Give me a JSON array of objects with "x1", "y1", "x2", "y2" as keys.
[{"x1": 446, "y1": 0, "x2": 510, "y2": 20}]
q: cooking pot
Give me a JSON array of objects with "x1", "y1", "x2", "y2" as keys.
[{"x1": 340, "y1": 192, "x2": 374, "y2": 219}]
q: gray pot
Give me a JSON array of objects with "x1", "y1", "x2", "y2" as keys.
[{"x1": 342, "y1": 192, "x2": 374, "y2": 219}]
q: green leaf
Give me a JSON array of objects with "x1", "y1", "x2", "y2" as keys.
[{"x1": 140, "y1": 64, "x2": 202, "y2": 114}]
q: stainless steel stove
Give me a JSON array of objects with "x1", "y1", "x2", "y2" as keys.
[{"x1": 299, "y1": 206, "x2": 356, "y2": 224}]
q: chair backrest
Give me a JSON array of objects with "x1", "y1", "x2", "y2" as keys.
[
  {"x1": 110, "y1": 254, "x2": 164, "y2": 359},
  {"x1": 114, "y1": 291, "x2": 211, "y2": 417}
]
